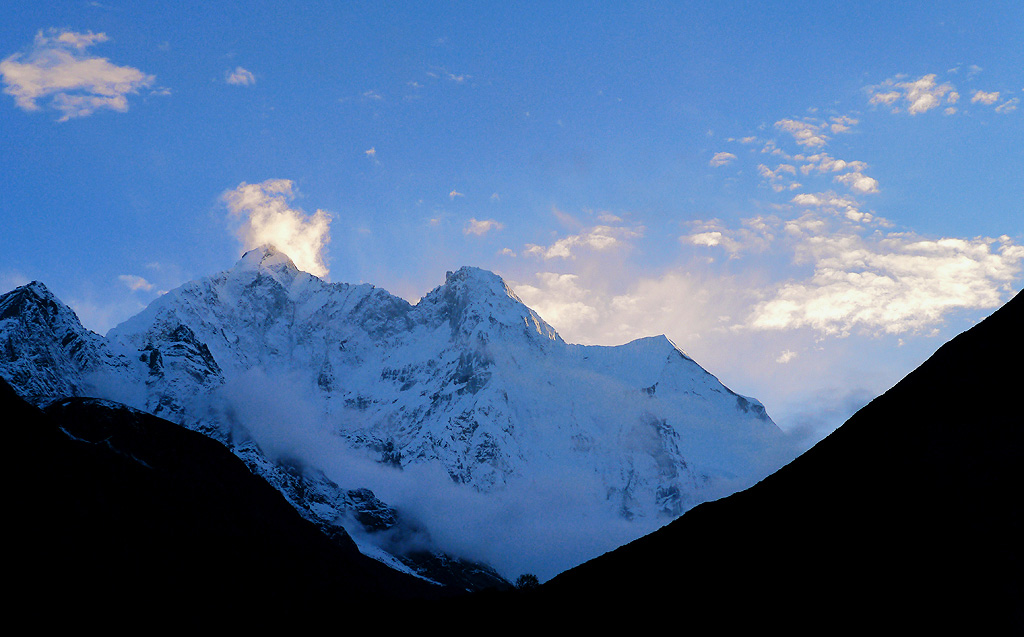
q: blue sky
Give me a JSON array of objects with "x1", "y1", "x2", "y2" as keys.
[{"x1": 2, "y1": 1, "x2": 1022, "y2": 445}]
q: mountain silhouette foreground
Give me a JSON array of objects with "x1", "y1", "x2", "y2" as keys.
[
  {"x1": 3, "y1": 379, "x2": 451, "y2": 624},
  {"x1": 533, "y1": 290, "x2": 1023, "y2": 630}
]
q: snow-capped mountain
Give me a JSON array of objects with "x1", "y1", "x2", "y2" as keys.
[
  {"x1": 1, "y1": 245, "x2": 793, "y2": 581},
  {"x1": 0, "y1": 281, "x2": 128, "y2": 402}
]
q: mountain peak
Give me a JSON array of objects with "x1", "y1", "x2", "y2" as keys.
[
  {"x1": 442, "y1": 266, "x2": 518, "y2": 299},
  {"x1": 424, "y1": 266, "x2": 561, "y2": 342},
  {"x1": 2, "y1": 280, "x2": 56, "y2": 303},
  {"x1": 230, "y1": 244, "x2": 305, "y2": 288},
  {"x1": 1, "y1": 280, "x2": 80, "y2": 325},
  {"x1": 235, "y1": 244, "x2": 299, "y2": 273}
]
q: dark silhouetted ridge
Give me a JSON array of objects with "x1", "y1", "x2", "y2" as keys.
[
  {"x1": 538, "y1": 291, "x2": 1023, "y2": 630},
  {"x1": 3, "y1": 377, "x2": 449, "y2": 622}
]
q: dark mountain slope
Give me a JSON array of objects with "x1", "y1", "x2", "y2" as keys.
[
  {"x1": 538, "y1": 291, "x2": 1023, "y2": 629},
  {"x1": 3, "y1": 377, "x2": 451, "y2": 621}
]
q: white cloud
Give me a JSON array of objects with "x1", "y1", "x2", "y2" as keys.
[
  {"x1": 747, "y1": 231, "x2": 1024, "y2": 336},
  {"x1": 226, "y1": 66, "x2": 255, "y2": 86},
  {"x1": 799, "y1": 153, "x2": 866, "y2": 176},
  {"x1": 828, "y1": 115, "x2": 858, "y2": 134},
  {"x1": 709, "y1": 151, "x2": 737, "y2": 167},
  {"x1": 118, "y1": 274, "x2": 154, "y2": 292},
  {"x1": 512, "y1": 265, "x2": 751, "y2": 352},
  {"x1": 50, "y1": 30, "x2": 109, "y2": 50},
  {"x1": 833, "y1": 171, "x2": 880, "y2": 194},
  {"x1": 513, "y1": 273, "x2": 602, "y2": 334},
  {"x1": 449, "y1": 189, "x2": 464, "y2": 199},
  {"x1": 757, "y1": 163, "x2": 801, "y2": 192},
  {"x1": 867, "y1": 74, "x2": 957, "y2": 115},
  {"x1": 776, "y1": 350, "x2": 798, "y2": 364},
  {"x1": 790, "y1": 192, "x2": 861, "y2": 212},
  {"x1": 524, "y1": 223, "x2": 642, "y2": 260},
  {"x1": 1, "y1": 28, "x2": 156, "y2": 121},
  {"x1": 970, "y1": 90, "x2": 999, "y2": 105},
  {"x1": 869, "y1": 91, "x2": 900, "y2": 106},
  {"x1": 995, "y1": 98, "x2": 1019, "y2": 114},
  {"x1": 688, "y1": 230, "x2": 729, "y2": 249},
  {"x1": 681, "y1": 201, "x2": 1024, "y2": 337},
  {"x1": 221, "y1": 179, "x2": 332, "y2": 278},
  {"x1": 684, "y1": 217, "x2": 776, "y2": 257},
  {"x1": 775, "y1": 119, "x2": 828, "y2": 148},
  {"x1": 464, "y1": 218, "x2": 505, "y2": 236},
  {"x1": 787, "y1": 191, "x2": 882, "y2": 225},
  {"x1": 902, "y1": 75, "x2": 953, "y2": 114}
]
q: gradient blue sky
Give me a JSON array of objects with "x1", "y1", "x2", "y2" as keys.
[{"x1": 2, "y1": 1, "x2": 1022, "y2": 445}]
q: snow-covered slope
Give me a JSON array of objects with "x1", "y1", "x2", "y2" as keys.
[
  {"x1": 1, "y1": 245, "x2": 793, "y2": 581},
  {"x1": 0, "y1": 282, "x2": 129, "y2": 403}
]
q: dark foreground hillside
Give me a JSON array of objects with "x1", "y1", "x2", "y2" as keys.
[
  {"x1": 536, "y1": 291, "x2": 1023, "y2": 630},
  {"x1": 3, "y1": 377, "x2": 451, "y2": 623}
]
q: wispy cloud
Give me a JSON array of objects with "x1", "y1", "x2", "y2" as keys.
[
  {"x1": 524, "y1": 223, "x2": 643, "y2": 260},
  {"x1": 464, "y1": 218, "x2": 504, "y2": 236},
  {"x1": 709, "y1": 151, "x2": 737, "y2": 167},
  {"x1": 970, "y1": 90, "x2": 999, "y2": 105},
  {"x1": 513, "y1": 273, "x2": 602, "y2": 334},
  {"x1": 828, "y1": 115, "x2": 858, "y2": 133},
  {"x1": 225, "y1": 66, "x2": 255, "y2": 86},
  {"x1": 117, "y1": 274, "x2": 154, "y2": 292},
  {"x1": 995, "y1": 98, "x2": 1019, "y2": 114},
  {"x1": 757, "y1": 163, "x2": 801, "y2": 192},
  {"x1": 776, "y1": 350, "x2": 798, "y2": 364},
  {"x1": 0, "y1": 28, "x2": 157, "y2": 121},
  {"x1": 685, "y1": 216, "x2": 776, "y2": 257},
  {"x1": 735, "y1": 117, "x2": 878, "y2": 198}
]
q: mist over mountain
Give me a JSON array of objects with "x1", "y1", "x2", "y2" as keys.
[
  {"x1": 0, "y1": 245, "x2": 796, "y2": 582},
  {"x1": 537, "y1": 290, "x2": 1024, "y2": 630}
]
